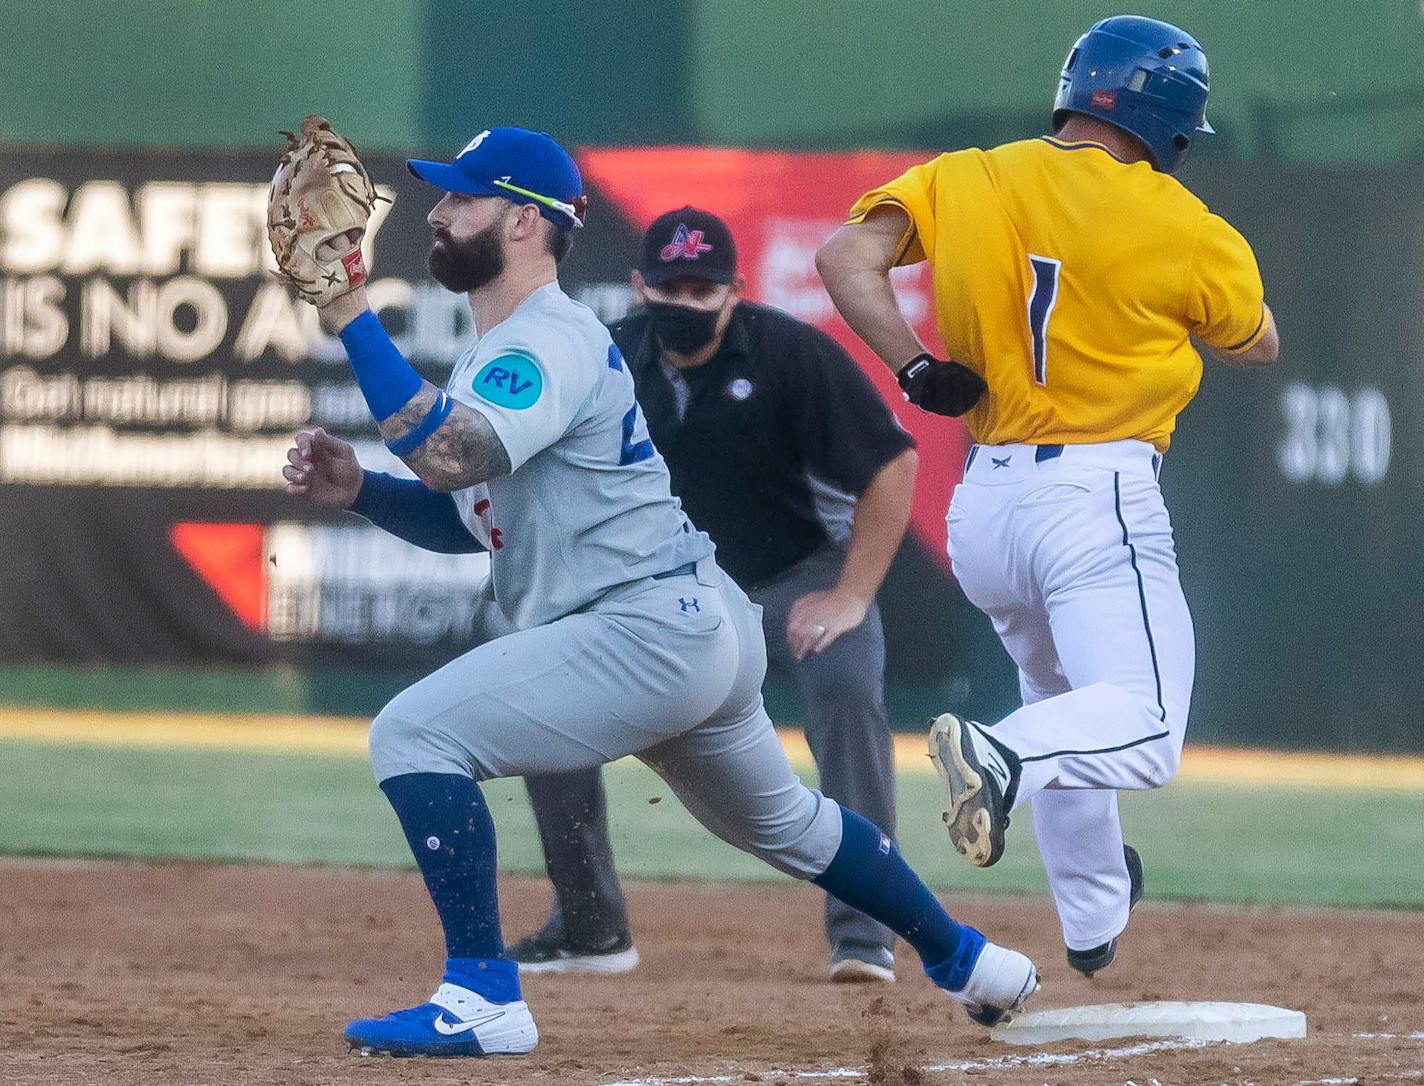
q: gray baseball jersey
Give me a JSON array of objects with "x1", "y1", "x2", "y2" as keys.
[
  {"x1": 445, "y1": 282, "x2": 713, "y2": 629},
  {"x1": 368, "y1": 282, "x2": 844, "y2": 888}
]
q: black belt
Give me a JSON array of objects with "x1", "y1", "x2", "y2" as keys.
[{"x1": 652, "y1": 561, "x2": 697, "y2": 581}]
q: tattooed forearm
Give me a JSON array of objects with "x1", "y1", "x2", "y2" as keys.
[{"x1": 377, "y1": 383, "x2": 512, "y2": 491}]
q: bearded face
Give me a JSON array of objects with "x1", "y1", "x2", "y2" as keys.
[{"x1": 429, "y1": 218, "x2": 506, "y2": 293}]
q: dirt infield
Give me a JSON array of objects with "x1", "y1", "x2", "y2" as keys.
[{"x1": 2, "y1": 859, "x2": 1421, "y2": 1085}]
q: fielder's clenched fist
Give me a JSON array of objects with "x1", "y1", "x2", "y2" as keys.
[{"x1": 283, "y1": 427, "x2": 362, "y2": 508}]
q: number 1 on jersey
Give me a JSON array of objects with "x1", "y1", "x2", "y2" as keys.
[{"x1": 1026, "y1": 254, "x2": 1062, "y2": 386}]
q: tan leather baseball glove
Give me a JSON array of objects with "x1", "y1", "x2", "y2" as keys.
[{"x1": 267, "y1": 114, "x2": 386, "y2": 306}]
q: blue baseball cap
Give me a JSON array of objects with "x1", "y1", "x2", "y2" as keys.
[{"x1": 407, "y1": 127, "x2": 586, "y2": 228}]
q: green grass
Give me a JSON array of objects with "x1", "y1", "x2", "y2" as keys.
[{"x1": 0, "y1": 738, "x2": 1418, "y2": 909}]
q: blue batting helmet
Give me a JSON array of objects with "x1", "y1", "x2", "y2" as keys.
[{"x1": 1052, "y1": 15, "x2": 1213, "y2": 174}]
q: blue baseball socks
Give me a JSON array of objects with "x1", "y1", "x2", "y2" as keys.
[
  {"x1": 812, "y1": 806, "x2": 985, "y2": 990},
  {"x1": 378, "y1": 771, "x2": 521, "y2": 1003},
  {"x1": 380, "y1": 778, "x2": 983, "y2": 997}
]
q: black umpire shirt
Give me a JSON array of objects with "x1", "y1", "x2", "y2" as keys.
[{"x1": 609, "y1": 301, "x2": 914, "y2": 589}]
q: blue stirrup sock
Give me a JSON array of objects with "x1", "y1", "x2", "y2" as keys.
[
  {"x1": 443, "y1": 957, "x2": 521, "y2": 1004},
  {"x1": 379, "y1": 772, "x2": 520, "y2": 1003},
  {"x1": 812, "y1": 805, "x2": 983, "y2": 990},
  {"x1": 338, "y1": 310, "x2": 424, "y2": 422}
]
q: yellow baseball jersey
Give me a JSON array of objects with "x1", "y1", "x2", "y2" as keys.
[{"x1": 847, "y1": 137, "x2": 1268, "y2": 452}]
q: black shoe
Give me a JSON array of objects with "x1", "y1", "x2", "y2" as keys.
[
  {"x1": 829, "y1": 939, "x2": 896, "y2": 984},
  {"x1": 1125, "y1": 843, "x2": 1144, "y2": 909},
  {"x1": 506, "y1": 927, "x2": 640, "y2": 975},
  {"x1": 1066, "y1": 844, "x2": 1145, "y2": 978}
]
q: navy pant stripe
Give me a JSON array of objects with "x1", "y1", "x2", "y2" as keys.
[
  {"x1": 1018, "y1": 728, "x2": 1171, "y2": 764},
  {"x1": 1113, "y1": 471, "x2": 1167, "y2": 723}
]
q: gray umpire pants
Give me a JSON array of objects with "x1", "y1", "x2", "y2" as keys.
[{"x1": 525, "y1": 544, "x2": 896, "y2": 954}]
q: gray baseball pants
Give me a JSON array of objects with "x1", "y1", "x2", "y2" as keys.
[
  {"x1": 524, "y1": 544, "x2": 897, "y2": 953},
  {"x1": 367, "y1": 558, "x2": 845, "y2": 893}
]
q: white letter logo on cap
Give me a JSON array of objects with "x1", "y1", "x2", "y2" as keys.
[{"x1": 460, "y1": 130, "x2": 492, "y2": 156}]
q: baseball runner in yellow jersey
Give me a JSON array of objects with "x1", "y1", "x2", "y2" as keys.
[{"x1": 817, "y1": 16, "x2": 1279, "y2": 978}]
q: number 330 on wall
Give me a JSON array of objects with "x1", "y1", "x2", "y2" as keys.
[{"x1": 1277, "y1": 382, "x2": 1391, "y2": 486}]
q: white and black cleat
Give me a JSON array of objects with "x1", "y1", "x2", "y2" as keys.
[
  {"x1": 928, "y1": 713, "x2": 1018, "y2": 868},
  {"x1": 506, "y1": 928, "x2": 640, "y2": 975},
  {"x1": 1067, "y1": 844, "x2": 1145, "y2": 977}
]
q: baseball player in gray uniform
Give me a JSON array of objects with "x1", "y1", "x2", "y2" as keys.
[{"x1": 280, "y1": 125, "x2": 1037, "y2": 1058}]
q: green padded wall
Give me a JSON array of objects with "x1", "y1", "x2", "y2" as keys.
[
  {"x1": 4, "y1": 1, "x2": 1422, "y2": 160},
  {"x1": 691, "y1": 0, "x2": 1424, "y2": 161},
  {"x1": 0, "y1": 0, "x2": 427, "y2": 149}
]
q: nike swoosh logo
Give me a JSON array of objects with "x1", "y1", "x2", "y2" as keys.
[{"x1": 432, "y1": 1010, "x2": 505, "y2": 1036}]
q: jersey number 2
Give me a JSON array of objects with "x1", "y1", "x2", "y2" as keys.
[
  {"x1": 620, "y1": 404, "x2": 654, "y2": 465},
  {"x1": 608, "y1": 342, "x2": 655, "y2": 465},
  {"x1": 1026, "y1": 254, "x2": 1062, "y2": 386}
]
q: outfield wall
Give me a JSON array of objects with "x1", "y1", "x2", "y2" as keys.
[
  {"x1": 4, "y1": 2, "x2": 1424, "y2": 162},
  {"x1": 0, "y1": 142, "x2": 1418, "y2": 750}
]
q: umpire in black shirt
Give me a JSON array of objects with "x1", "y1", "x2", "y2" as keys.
[{"x1": 511, "y1": 208, "x2": 918, "y2": 983}]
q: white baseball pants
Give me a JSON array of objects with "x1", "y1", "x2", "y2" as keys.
[{"x1": 947, "y1": 439, "x2": 1194, "y2": 950}]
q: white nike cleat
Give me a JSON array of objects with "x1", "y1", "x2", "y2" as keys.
[
  {"x1": 344, "y1": 982, "x2": 538, "y2": 1057},
  {"x1": 947, "y1": 941, "x2": 1040, "y2": 1027},
  {"x1": 928, "y1": 713, "x2": 1018, "y2": 868}
]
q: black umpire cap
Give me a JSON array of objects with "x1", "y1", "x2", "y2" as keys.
[{"x1": 639, "y1": 207, "x2": 737, "y2": 286}]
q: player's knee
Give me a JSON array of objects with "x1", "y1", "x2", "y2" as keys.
[
  {"x1": 367, "y1": 705, "x2": 416, "y2": 766},
  {"x1": 1143, "y1": 740, "x2": 1180, "y2": 787},
  {"x1": 734, "y1": 791, "x2": 841, "y2": 880},
  {"x1": 368, "y1": 700, "x2": 464, "y2": 780}
]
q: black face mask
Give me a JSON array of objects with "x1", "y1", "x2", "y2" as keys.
[
  {"x1": 429, "y1": 220, "x2": 505, "y2": 293},
  {"x1": 645, "y1": 300, "x2": 722, "y2": 354}
]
